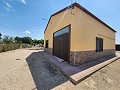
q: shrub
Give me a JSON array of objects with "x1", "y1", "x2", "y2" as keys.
[
  {"x1": 3, "y1": 44, "x2": 8, "y2": 52},
  {"x1": 21, "y1": 44, "x2": 32, "y2": 48},
  {"x1": 0, "y1": 44, "x2": 32, "y2": 53},
  {"x1": 14, "y1": 44, "x2": 21, "y2": 49},
  {"x1": 0, "y1": 44, "x2": 21, "y2": 53},
  {"x1": 3, "y1": 36, "x2": 14, "y2": 44},
  {"x1": 0, "y1": 44, "x2": 3, "y2": 52}
]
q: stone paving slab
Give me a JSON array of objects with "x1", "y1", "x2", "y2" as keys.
[{"x1": 43, "y1": 51, "x2": 120, "y2": 85}]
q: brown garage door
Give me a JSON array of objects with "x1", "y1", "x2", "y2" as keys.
[{"x1": 53, "y1": 25, "x2": 70, "y2": 62}]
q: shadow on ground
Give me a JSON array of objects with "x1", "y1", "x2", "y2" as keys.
[{"x1": 26, "y1": 51, "x2": 68, "y2": 90}]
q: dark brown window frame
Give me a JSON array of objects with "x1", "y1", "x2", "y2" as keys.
[{"x1": 96, "y1": 37, "x2": 103, "y2": 52}]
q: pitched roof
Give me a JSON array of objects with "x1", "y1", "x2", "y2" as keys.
[{"x1": 44, "y1": 2, "x2": 116, "y2": 33}]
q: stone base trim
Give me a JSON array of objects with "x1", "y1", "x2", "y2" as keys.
[
  {"x1": 44, "y1": 48, "x2": 53, "y2": 54},
  {"x1": 70, "y1": 49, "x2": 116, "y2": 65}
]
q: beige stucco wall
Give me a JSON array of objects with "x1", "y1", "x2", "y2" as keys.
[
  {"x1": 71, "y1": 6, "x2": 115, "y2": 51},
  {"x1": 44, "y1": 6, "x2": 115, "y2": 51},
  {"x1": 44, "y1": 8, "x2": 76, "y2": 48}
]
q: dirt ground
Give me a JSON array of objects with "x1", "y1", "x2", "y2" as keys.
[
  {"x1": 0, "y1": 48, "x2": 68, "y2": 90},
  {"x1": 0, "y1": 48, "x2": 120, "y2": 90}
]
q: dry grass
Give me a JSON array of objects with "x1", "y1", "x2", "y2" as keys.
[{"x1": 0, "y1": 44, "x2": 32, "y2": 53}]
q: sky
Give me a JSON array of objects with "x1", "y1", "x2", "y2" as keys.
[{"x1": 0, "y1": 0, "x2": 120, "y2": 44}]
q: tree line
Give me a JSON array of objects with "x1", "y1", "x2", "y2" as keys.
[{"x1": 0, "y1": 33, "x2": 44, "y2": 45}]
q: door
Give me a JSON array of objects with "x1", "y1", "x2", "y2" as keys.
[
  {"x1": 53, "y1": 25, "x2": 70, "y2": 62},
  {"x1": 54, "y1": 38, "x2": 62, "y2": 59}
]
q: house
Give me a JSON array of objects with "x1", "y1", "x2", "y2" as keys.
[
  {"x1": 116, "y1": 44, "x2": 120, "y2": 51},
  {"x1": 44, "y1": 2, "x2": 116, "y2": 65}
]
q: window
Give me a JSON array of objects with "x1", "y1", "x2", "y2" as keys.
[
  {"x1": 45, "y1": 40, "x2": 49, "y2": 48},
  {"x1": 96, "y1": 37, "x2": 103, "y2": 52},
  {"x1": 54, "y1": 26, "x2": 69, "y2": 37}
]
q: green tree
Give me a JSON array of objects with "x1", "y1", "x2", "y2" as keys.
[
  {"x1": 14, "y1": 36, "x2": 22, "y2": 43},
  {"x1": 40, "y1": 39, "x2": 44, "y2": 45},
  {"x1": 14, "y1": 36, "x2": 32, "y2": 44},
  {"x1": 32, "y1": 39, "x2": 44, "y2": 45},
  {"x1": 3, "y1": 36, "x2": 14, "y2": 44},
  {"x1": 33, "y1": 39, "x2": 38, "y2": 44},
  {"x1": 22, "y1": 37, "x2": 32, "y2": 44}
]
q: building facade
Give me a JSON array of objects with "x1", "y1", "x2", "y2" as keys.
[{"x1": 44, "y1": 2, "x2": 116, "y2": 65}]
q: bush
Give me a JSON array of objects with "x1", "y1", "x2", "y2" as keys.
[
  {"x1": 0, "y1": 44, "x2": 32, "y2": 53},
  {"x1": 21, "y1": 44, "x2": 32, "y2": 48},
  {"x1": 0, "y1": 44, "x2": 3, "y2": 52},
  {"x1": 3, "y1": 44, "x2": 9, "y2": 51},
  {"x1": 0, "y1": 44, "x2": 21, "y2": 53},
  {"x1": 14, "y1": 44, "x2": 21, "y2": 49},
  {"x1": 3, "y1": 36, "x2": 14, "y2": 44}
]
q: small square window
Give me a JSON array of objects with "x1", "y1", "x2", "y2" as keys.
[{"x1": 96, "y1": 37, "x2": 103, "y2": 52}]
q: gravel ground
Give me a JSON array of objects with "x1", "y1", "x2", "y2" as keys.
[
  {"x1": 0, "y1": 48, "x2": 68, "y2": 90},
  {"x1": 26, "y1": 50, "x2": 68, "y2": 90},
  {"x1": 0, "y1": 48, "x2": 120, "y2": 90}
]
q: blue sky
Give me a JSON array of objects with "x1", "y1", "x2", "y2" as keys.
[{"x1": 0, "y1": 0, "x2": 120, "y2": 44}]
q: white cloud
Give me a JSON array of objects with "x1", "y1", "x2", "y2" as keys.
[
  {"x1": 6, "y1": 3, "x2": 12, "y2": 8},
  {"x1": 23, "y1": 30, "x2": 31, "y2": 34},
  {"x1": 19, "y1": 0, "x2": 26, "y2": 5},
  {"x1": 2, "y1": 0, "x2": 15, "y2": 12},
  {"x1": 1, "y1": 0, "x2": 27, "y2": 12}
]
